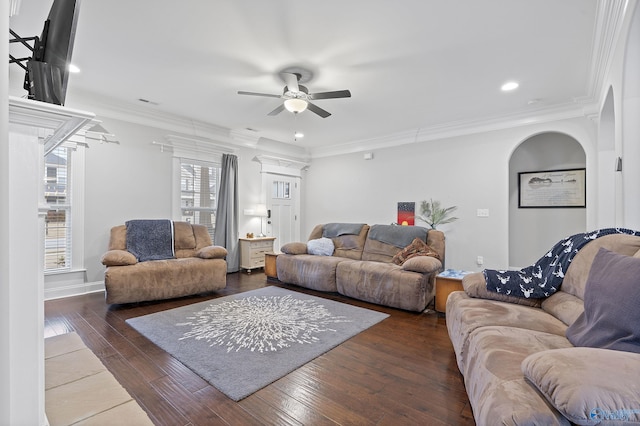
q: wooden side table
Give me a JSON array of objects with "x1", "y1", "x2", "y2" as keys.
[
  {"x1": 239, "y1": 237, "x2": 276, "y2": 273},
  {"x1": 264, "y1": 252, "x2": 278, "y2": 280},
  {"x1": 435, "y1": 269, "x2": 472, "y2": 313}
]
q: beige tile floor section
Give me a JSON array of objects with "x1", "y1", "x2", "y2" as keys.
[{"x1": 45, "y1": 332, "x2": 153, "y2": 426}]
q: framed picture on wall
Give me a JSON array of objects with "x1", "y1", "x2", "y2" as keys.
[
  {"x1": 397, "y1": 202, "x2": 415, "y2": 225},
  {"x1": 518, "y1": 168, "x2": 586, "y2": 208}
]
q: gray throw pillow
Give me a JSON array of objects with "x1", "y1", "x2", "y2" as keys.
[{"x1": 566, "y1": 248, "x2": 640, "y2": 354}]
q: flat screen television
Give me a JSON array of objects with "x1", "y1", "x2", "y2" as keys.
[{"x1": 23, "y1": 0, "x2": 81, "y2": 106}]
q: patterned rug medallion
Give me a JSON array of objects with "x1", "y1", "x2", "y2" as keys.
[{"x1": 126, "y1": 286, "x2": 389, "y2": 401}]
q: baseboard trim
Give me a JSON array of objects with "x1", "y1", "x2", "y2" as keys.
[{"x1": 44, "y1": 281, "x2": 105, "y2": 301}]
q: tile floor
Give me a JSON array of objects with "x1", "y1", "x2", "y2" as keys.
[{"x1": 45, "y1": 332, "x2": 153, "y2": 425}]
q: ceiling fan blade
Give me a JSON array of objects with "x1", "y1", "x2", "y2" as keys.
[
  {"x1": 308, "y1": 90, "x2": 351, "y2": 100},
  {"x1": 237, "y1": 90, "x2": 282, "y2": 99},
  {"x1": 306, "y1": 102, "x2": 331, "y2": 118},
  {"x1": 282, "y1": 73, "x2": 299, "y2": 92},
  {"x1": 267, "y1": 104, "x2": 286, "y2": 116}
]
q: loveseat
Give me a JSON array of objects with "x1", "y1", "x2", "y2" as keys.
[
  {"x1": 276, "y1": 223, "x2": 445, "y2": 311},
  {"x1": 446, "y1": 232, "x2": 640, "y2": 425},
  {"x1": 101, "y1": 220, "x2": 227, "y2": 304}
]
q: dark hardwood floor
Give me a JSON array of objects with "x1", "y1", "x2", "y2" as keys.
[{"x1": 44, "y1": 272, "x2": 475, "y2": 425}]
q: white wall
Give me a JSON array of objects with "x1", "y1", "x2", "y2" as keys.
[
  {"x1": 621, "y1": 2, "x2": 640, "y2": 229},
  {"x1": 304, "y1": 118, "x2": 596, "y2": 272},
  {"x1": 1, "y1": 10, "x2": 11, "y2": 423},
  {"x1": 81, "y1": 116, "x2": 282, "y2": 284}
]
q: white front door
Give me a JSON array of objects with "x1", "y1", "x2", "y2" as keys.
[{"x1": 265, "y1": 174, "x2": 300, "y2": 251}]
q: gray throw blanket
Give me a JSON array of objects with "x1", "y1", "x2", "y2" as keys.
[
  {"x1": 368, "y1": 224, "x2": 428, "y2": 248},
  {"x1": 322, "y1": 223, "x2": 366, "y2": 238},
  {"x1": 484, "y1": 228, "x2": 640, "y2": 299},
  {"x1": 126, "y1": 219, "x2": 175, "y2": 262}
]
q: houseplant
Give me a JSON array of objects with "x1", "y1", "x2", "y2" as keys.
[{"x1": 414, "y1": 199, "x2": 458, "y2": 229}]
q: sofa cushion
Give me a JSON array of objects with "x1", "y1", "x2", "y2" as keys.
[
  {"x1": 105, "y1": 257, "x2": 226, "y2": 304},
  {"x1": 541, "y1": 290, "x2": 584, "y2": 326},
  {"x1": 276, "y1": 254, "x2": 344, "y2": 292},
  {"x1": 463, "y1": 326, "x2": 573, "y2": 425},
  {"x1": 330, "y1": 224, "x2": 369, "y2": 259},
  {"x1": 391, "y1": 237, "x2": 440, "y2": 265},
  {"x1": 522, "y1": 347, "x2": 640, "y2": 425},
  {"x1": 101, "y1": 250, "x2": 138, "y2": 266},
  {"x1": 445, "y1": 291, "x2": 568, "y2": 374},
  {"x1": 307, "y1": 238, "x2": 335, "y2": 256},
  {"x1": 108, "y1": 225, "x2": 127, "y2": 251},
  {"x1": 308, "y1": 224, "x2": 369, "y2": 260},
  {"x1": 280, "y1": 242, "x2": 307, "y2": 255},
  {"x1": 361, "y1": 238, "x2": 403, "y2": 263},
  {"x1": 566, "y1": 248, "x2": 640, "y2": 354},
  {"x1": 174, "y1": 221, "x2": 197, "y2": 250},
  {"x1": 336, "y1": 260, "x2": 432, "y2": 312},
  {"x1": 561, "y1": 234, "x2": 640, "y2": 300}
]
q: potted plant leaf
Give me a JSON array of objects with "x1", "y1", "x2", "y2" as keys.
[{"x1": 414, "y1": 199, "x2": 458, "y2": 229}]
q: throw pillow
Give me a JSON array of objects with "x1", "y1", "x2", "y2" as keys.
[
  {"x1": 392, "y1": 237, "x2": 441, "y2": 265},
  {"x1": 307, "y1": 237, "x2": 335, "y2": 256},
  {"x1": 522, "y1": 347, "x2": 640, "y2": 425},
  {"x1": 101, "y1": 250, "x2": 138, "y2": 266},
  {"x1": 566, "y1": 248, "x2": 640, "y2": 354}
]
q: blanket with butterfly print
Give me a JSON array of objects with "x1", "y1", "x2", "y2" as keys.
[{"x1": 484, "y1": 228, "x2": 640, "y2": 299}]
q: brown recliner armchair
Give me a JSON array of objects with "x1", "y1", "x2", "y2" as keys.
[{"x1": 101, "y1": 221, "x2": 227, "y2": 304}]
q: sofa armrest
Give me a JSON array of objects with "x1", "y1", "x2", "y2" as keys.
[
  {"x1": 401, "y1": 256, "x2": 442, "y2": 274},
  {"x1": 281, "y1": 242, "x2": 308, "y2": 255},
  {"x1": 522, "y1": 347, "x2": 640, "y2": 425},
  {"x1": 462, "y1": 271, "x2": 542, "y2": 308},
  {"x1": 196, "y1": 245, "x2": 228, "y2": 259},
  {"x1": 101, "y1": 250, "x2": 138, "y2": 266}
]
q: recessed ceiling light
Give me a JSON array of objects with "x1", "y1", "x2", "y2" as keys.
[
  {"x1": 68, "y1": 64, "x2": 80, "y2": 73},
  {"x1": 294, "y1": 131, "x2": 304, "y2": 138},
  {"x1": 501, "y1": 81, "x2": 519, "y2": 91}
]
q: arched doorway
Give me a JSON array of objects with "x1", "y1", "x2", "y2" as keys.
[{"x1": 508, "y1": 132, "x2": 586, "y2": 268}]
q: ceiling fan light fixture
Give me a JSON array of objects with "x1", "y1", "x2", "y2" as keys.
[{"x1": 284, "y1": 98, "x2": 308, "y2": 113}]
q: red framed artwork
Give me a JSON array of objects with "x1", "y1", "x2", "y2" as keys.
[{"x1": 397, "y1": 202, "x2": 415, "y2": 226}]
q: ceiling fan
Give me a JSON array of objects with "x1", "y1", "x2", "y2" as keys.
[{"x1": 238, "y1": 72, "x2": 351, "y2": 118}]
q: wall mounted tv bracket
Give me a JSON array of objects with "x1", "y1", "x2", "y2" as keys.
[
  {"x1": 10, "y1": 23, "x2": 64, "y2": 105},
  {"x1": 9, "y1": 25, "x2": 47, "y2": 72}
]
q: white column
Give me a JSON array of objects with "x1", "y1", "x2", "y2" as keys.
[
  {"x1": 7, "y1": 124, "x2": 47, "y2": 426},
  {"x1": 6, "y1": 97, "x2": 94, "y2": 425}
]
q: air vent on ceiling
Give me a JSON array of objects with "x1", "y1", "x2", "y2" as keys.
[{"x1": 137, "y1": 98, "x2": 159, "y2": 106}]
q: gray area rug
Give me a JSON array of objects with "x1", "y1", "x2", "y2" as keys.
[{"x1": 126, "y1": 286, "x2": 389, "y2": 401}]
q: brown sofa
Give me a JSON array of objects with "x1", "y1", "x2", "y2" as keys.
[
  {"x1": 101, "y1": 221, "x2": 227, "y2": 304},
  {"x1": 276, "y1": 223, "x2": 445, "y2": 311},
  {"x1": 446, "y1": 233, "x2": 640, "y2": 425}
]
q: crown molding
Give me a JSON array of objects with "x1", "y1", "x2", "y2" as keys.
[
  {"x1": 65, "y1": 0, "x2": 631, "y2": 162},
  {"x1": 308, "y1": 100, "x2": 596, "y2": 158},
  {"x1": 586, "y1": 0, "x2": 630, "y2": 101},
  {"x1": 67, "y1": 91, "x2": 234, "y2": 143},
  {"x1": 9, "y1": 0, "x2": 21, "y2": 17}
]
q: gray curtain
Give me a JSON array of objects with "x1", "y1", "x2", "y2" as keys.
[{"x1": 214, "y1": 153, "x2": 239, "y2": 272}]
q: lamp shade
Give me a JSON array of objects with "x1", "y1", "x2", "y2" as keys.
[
  {"x1": 255, "y1": 204, "x2": 268, "y2": 217},
  {"x1": 284, "y1": 98, "x2": 308, "y2": 113}
]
